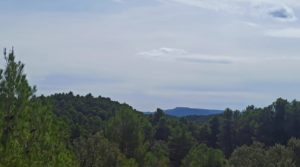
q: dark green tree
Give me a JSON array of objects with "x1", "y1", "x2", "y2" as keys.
[
  {"x1": 272, "y1": 98, "x2": 288, "y2": 144},
  {"x1": 218, "y1": 109, "x2": 234, "y2": 157},
  {"x1": 208, "y1": 117, "x2": 220, "y2": 148},
  {"x1": 106, "y1": 109, "x2": 147, "y2": 165},
  {"x1": 152, "y1": 108, "x2": 165, "y2": 124},
  {"x1": 168, "y1": 125, "x2": 196, "y2": 167},
  {"x1": 154, "y1": 117, "x2": 170, "y2": 141}
]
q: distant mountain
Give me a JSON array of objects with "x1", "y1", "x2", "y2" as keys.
[{"x1": 164, "y1": 107, "x2": 223, "y2": 117}]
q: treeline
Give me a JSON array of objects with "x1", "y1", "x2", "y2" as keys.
[
  {"x1": 1, "y1": 50, "x2": 300, "y2": 167},
  {"x1": 47, "y1": 93, "x2": 300, "y2": 167}
]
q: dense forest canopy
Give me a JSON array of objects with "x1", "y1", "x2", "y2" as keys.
[{"x1": 1, "y1": 49, "x2": 300, "y2": 167}]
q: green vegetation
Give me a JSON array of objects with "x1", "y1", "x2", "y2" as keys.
[
  {"x1": 2, "y1": 49, "x2": 300, "y2": 166},
  {"x1": 181, "y1": 144, "x2": 225, "y2": 167},
  {"x1": 0, "y1": 49, "x2": 78, "y2": 166}
]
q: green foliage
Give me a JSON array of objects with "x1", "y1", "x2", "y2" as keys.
[
  {"x1": 272, "y1": 98, "x2": 289, "y2": 144},
  {"x1": 154, "y1": 117, "x2": 170, "y2": 141},
  {"x1": 181, "y1": 144, "x2": 226, "y2": 167},
  {"x1": 73, "y1": 132, "x2": 135, "y2": 167},
  {"x1": 229, "y1": 142, "x2": 269, "y2": 167},
  {"x1": 106, "y1": 109, "x2": 147, "y2": 165},
  {"x1": 267, "y1": 144, "x2": 295, "y2": 167},
  {"x1": 168, "y1": 123, "x2": 196, "y2": 167},
  {"x1": 144, "y1": 141, "x2": 170, "y2": 167},
  {"x1": 38, "y1": 88, "x2": 300, "y2": 167},
  {"x1": 229, "y1": 142, "x2": 296, "y2": 167},
  {"x1": 48, "y1": 92, "x2": 135, "y2": 138},
  {"x1": 144, "y1": 151, "x2": 169, "y2": 167},
  {"x1": 150, "y1": 109, "x2": 171, "y2": 142},
  {"x1": 0, "y1": 49, "x2": 78, "y2": 167},
  {"x1": 288, "y1": 137, "x2": 300, "y2": 166},
  {"x1": 218, "y1": 109, "x2": 235, "y2": 157},
  {"x1": 118, "y1": 158, "x2": 138, "y2": 167},
  {"x1": 208, "y1": 117, "x2": 220, "y2": 148}
]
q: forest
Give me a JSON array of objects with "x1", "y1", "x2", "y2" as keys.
[{"x1": 1, "y1": 49, "x2": 300, "y2": 167}]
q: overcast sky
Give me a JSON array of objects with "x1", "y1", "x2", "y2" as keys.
[{"x1": 1, "y1": 0, "x2": 300, "y2": 111}]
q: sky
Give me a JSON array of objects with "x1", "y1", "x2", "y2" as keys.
[{"x1": 1, "y1": 0, "x2": 300, "y2": 111}]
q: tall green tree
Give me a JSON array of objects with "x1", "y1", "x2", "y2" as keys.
[
  {"x1": 218, "y1": 109, "x2": 234, "y2": 157},
  {"x1": 272, "y1": 98, "x2": 288, "y2": 144},
  {"x1": 0, "y1": 49, "x2": 78, "y2": 167},
  {"x1": 208, "y1": 117, "x2": 220, "y2": 148},
  {"x1": 168, "y1": 125, "x2": 196, "y2": 167},
  {"x1": 106, "y1": 109, "x2": 147, "y2": 165}
]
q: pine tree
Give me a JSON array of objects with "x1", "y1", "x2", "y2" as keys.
[
  {"x1": 0, "y1": 49, "x2": 78, "y2": 167},
  {"x1": 105, "y1": 108, "x2": 146, "y2": 165},
  {"x1": 218, "y1": 109, "x2": 234, "y2": 157}
]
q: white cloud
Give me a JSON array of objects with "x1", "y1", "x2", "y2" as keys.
[
  {"x1": 167, "y1": 0, "x2": 297, "y2": 21},
  {"x1": 139, "y1": 47, "x2": 300, "y2": 64},
  {"x1": 241, "y1": 21, "x2": 260, "y2": 28},
  {"x1": 265, "y1": 28, "x2": 300, "y2": 38},
  {"x1": 139, "y1": 48, "x2": 235, "y2": 64},
  {"x1": 138, "y1": 47, "x2": 187, "y2": 57}
]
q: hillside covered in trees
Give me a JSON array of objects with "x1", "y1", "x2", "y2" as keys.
[{"x1": 2, "y1": 50, "x2": 300, "y2": 167}]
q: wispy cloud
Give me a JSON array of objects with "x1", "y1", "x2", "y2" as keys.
[
  {"x1": 177, "y1": 57, "x2": 232, "y2": 64},
  {"x1": 140, "y1": 47, "x2": 300, "y2": 64},
  {"x1": 138, "y1": 47, "x2": 234, "y2": 64},
  {"x1": 138, "y1": 47, "x2": 187, "y2": 58},
  {"x1": 241, "y1": 21, "x2": 260, "y2": 28}
]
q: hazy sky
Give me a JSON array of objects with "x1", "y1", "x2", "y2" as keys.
[{"x1": 1, "y1": 0, "x2": 300, "y2": 111}]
